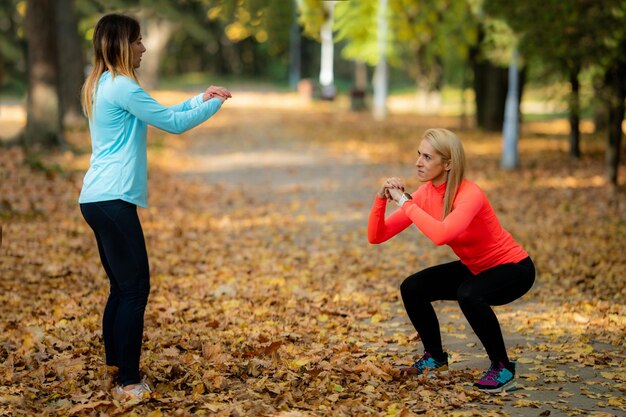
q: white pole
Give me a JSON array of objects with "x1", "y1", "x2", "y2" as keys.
[
  {"x1": 319, "y1": 0, "x2": 336, "y2": 98},
  {"x1": 501, "y1": 48, "x2": 520, "y2": 170},
  {"x1": 373, "y1": 0, "x2": 388, "y2": 120}
]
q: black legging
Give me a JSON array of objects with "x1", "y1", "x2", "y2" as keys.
[
  {"x1": 400, "y1": 257, "x2": 535, "y2": 365},
  {"x1": 80, "y1": 199, "x2": 150, "y2": 386}
]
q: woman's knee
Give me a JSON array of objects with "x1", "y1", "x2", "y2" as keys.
[
  {"x1": 118, "y1": 269, "x2": 150, "y2": 297},
  {"x1": 120, "y1": 283, "x2": 150, "y2": 308},
  {"x1": 400, "y1": 273, "x2": 427, "y2": 298}
]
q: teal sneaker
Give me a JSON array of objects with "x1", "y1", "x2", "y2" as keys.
[
  {"x1": 400, "y1": 351, "x2": 449, "y2": 377},
  {"x1": 474, "y1": 361, "x2": 516, "y2": 393}
]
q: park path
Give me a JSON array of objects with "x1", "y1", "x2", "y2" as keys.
[{"x1": 173, "y1": 103, "x2": 622, "y2": 417}]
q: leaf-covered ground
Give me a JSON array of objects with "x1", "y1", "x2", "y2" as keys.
[{"x1": 1, "y1": 91, "x2": 625, "y2": 416}]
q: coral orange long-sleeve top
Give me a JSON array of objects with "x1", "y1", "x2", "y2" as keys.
[{"x1": 368, "y1": 179, "x2": 528, "y2": 275}]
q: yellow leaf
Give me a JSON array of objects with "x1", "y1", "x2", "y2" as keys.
[
  {"x1": 371, "y1": 313, "x2": 385, "y2": 323},
  {"x1": 0, "y1": 395, "x2": 21, "y2": 404},
  {"x1": 607, "y1": 396, "x2": 625, "y2": 407},
  {"x1": 573, "y1": 313, "x2": 590, "y2": 323},
  {"x1": 317, "y1": 314, "x2": 329, "y2": 322},
  {"x1": 327, "y1": 393, "x2": 339, "y2": 402},
  {"x1": 290, "y1": 359, "x2": 309, "y2": 369},
  {"x1": 193, "y1": 381, "x2": 205, "y2": 395},
  {"x1": 513, "y1": 399, "x2": 541, "y2": 408}
]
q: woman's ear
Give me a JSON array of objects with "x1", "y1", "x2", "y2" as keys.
[{"x1": 444, "y1": 160, "x2": 452, "y2": 171}]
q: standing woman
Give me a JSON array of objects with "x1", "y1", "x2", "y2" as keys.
[
  {"x1": 79, "y1": 13, "x2": 231, "y2": 400},
  {"x1": 368, "y1": 128, "x2": 534, "y2": 393}
]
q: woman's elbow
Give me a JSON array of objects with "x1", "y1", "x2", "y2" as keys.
[
  {"x1": 158, "y1": 125, "x2": 184, "y2": 135},
  {"x1": 162, "y1": 118, "x2": 191, "y2": 134},
  {"x1": 170, "y1": 125, "x2": 187, "y2": 135},
  {"x1": 430, "y1": 236, "x2": 449, "y2": 246},
  {"x1": 368, "y1": 234, "x2": 383, "y2": 244}
]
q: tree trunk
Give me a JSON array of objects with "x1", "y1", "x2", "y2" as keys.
[
  {"x1": 24, "y1": 0, "x2": 64, "y2": 149},
  {"x1": 139, "y1": 15, "x2": 176, "y2": 90},
  {"x1": 470, "y1": 24, "x2": 522, "y2": 132},
  {"x1": 593, "y1": 103, "x2": 609, "y2": 132},
  {"x1": 219, "y1": 32, "x2": 242, "y2": 75},
  {"x1": 0, "y1": 44, "x2": 3, "y2": 114},
  {"x1": 289, "y1": 0, "x2": 301, "y2": 90},
  {"x1": 606, "y1": 99, "x2": 624, "y2": 186},
  {"x1": 568, "y1": 64, "x2": 581, "y2": 159},
  {"x1": 604, "y1": 58, "x2": 626, "y2": 186},
  {"x1": 472, "y1": 58, "x2": 508, "y2": 131},
  {"x1": 350, "y1": 61, "x2": 367, "y2": 111},
  {"x1": 353, "y1": 60, "x2": 366, "y2": 91},
  {"x1": 459, "y1": 64, "x2": 469, "y2": 130},
  {"x1": 56, "y1": 0, "x2": 85, "y2": 128},
  {"x1": 0, "y1": 44, "x2": 3, "y2": 95}
]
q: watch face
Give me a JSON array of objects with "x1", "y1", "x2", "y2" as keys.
[{"x1": 397, "y1": 194, "x2": 410, "y2": 207}]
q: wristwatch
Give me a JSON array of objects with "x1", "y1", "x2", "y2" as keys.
[{"x1": 396, "y1": 192, "x2": 413, "y2": 207}]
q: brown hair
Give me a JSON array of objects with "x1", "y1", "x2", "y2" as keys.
[
  {"x1": 81, "y1": 14, "x2": 141, "y2": 119},
  {"x1": 423, "y1": 128, "x2": 466, "y2": 219}
]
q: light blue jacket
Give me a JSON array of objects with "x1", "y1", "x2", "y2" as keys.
[{"x1": 79, "y1": 71, "x2": 222, "y2": 207}]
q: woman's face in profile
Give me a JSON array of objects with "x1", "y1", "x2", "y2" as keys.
[
  {"x1": 131, "y1": 34, "x2": 146, "y2": 68},
  {"x1": 415, "y1": 139, "x2": 450, "y2": 185}
]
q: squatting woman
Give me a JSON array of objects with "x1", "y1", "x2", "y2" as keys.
[{"x1": 368, "y1": 128, "x2": 535, "y2": 393}]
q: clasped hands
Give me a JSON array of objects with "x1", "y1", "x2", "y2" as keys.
[
  {"x1": 203, "y1": 85, "x2": 232, "y2": 103},
  {"x1": 378, "y1": 177, "x2": 406, "y2": 203}
]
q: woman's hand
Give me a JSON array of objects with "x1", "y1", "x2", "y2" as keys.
[
  {"x1": 387, "y1": 187, "x2": 404, "y2": 203},
  {"x1": 378, "y1": 177, "x2": 405, "y2": 199},
  {"x1": 203, "y1": 85, "x2": 232, "y2": 102}
]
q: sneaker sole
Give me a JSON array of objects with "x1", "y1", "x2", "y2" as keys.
[
  {"x1": 399, "y1": 367, "x2": 449, "y2": 378},
  {"x1": 477, "y1": 379, "x2": 517, "y2": 394},
  {"x1": 424, "y1": 370, "x2": 448, "y2": 379}
]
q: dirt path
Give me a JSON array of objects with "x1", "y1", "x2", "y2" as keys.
[
  {"x1": 178, "y1": 109, "x2": 403, "y2": 227},
  {"x1": 176, "y1": 106, "x2": 624, "y2": 417}
]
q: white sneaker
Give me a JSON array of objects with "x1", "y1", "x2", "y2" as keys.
[{"x1": 114, "y1": 376, "x2": 152, "y2": 401}]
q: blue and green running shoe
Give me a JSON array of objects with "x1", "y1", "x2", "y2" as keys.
[
  {"x1": 474, "y1": 361, "x2": 517, "y2": 393},
  {"x1": 400, "y1": 351, "x2": 449, "y2": 377}
]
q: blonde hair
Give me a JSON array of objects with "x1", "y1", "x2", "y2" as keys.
[
  {"x1": 423, "y1": 128, "x2": 466, "y2": 219},
  {"x1": 81, "y1": 14, "x2": 141, "y2": 119}
]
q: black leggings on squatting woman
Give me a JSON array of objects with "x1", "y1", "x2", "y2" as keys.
[{"x1": 400, "y1": 257, "x2": 535, "y2": 365}]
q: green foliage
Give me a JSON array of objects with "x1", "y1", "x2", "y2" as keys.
[
  {"x1": 331, "y1": 0, "x2": 479, "y2": 89},
  {"x1": 334, "y1": 1, "x2": 377, "y2": 65},
  {"x1": 391, "y1": 0, "x2": 479, "y2": 84},
  {"x1": 215, "y1": 0, "x2": 295, "y2": 55},
  {"x1": 297, "y1": 0, "x2": 326, "y2": 40},
  {"x1": 478, "y1": 15, "x2": 517, "y2": 66},
  {"x1": 154, "y1": 0, "x2": 296, "y2": 77},
  {"x1": 0, "y1": 0, "x2": 299, "y2": 91},
  {"x1": 0, "y1": 0, "x2": 26, "y2": 94},
  {"x1": 484, "y1": 0, "x2": 626, "y2": 75}
]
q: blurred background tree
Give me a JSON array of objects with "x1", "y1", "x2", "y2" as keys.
[
  {"x1": 24, "y1": 0, "x2": 64, "y2": 149},
  {"x1": 0, "y1": 0, "x2": 26, "y2": 97},
  {"x1": 485, "y1": 0, "x2": 626, "y2": 184},
  {"x1": 0, "y1": 0, "x2": 624, "y2": 184}
]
